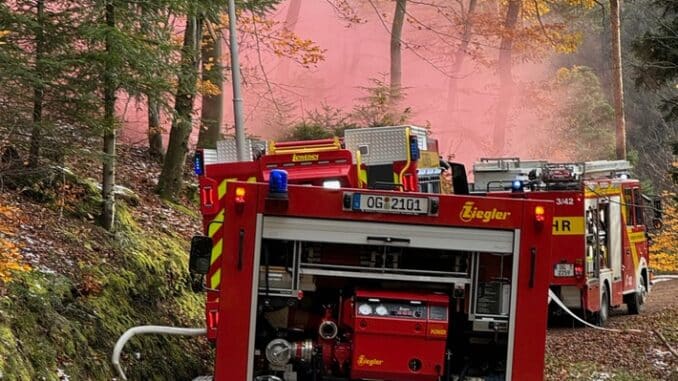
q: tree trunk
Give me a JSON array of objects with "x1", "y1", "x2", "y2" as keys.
[
  {"x1": 158, "y1": 15, "x2": 203, "y2": 200},
  {"x1": 197, "y1": 31, "x2": 224, "y2": 149},
  {"x1": 101, "y1": 0, "x2": 117, "y2": 231},
  {"x1": 139, "y1": 4, "x2": 165, "y2": 160},
  {"x1": 390, "y1": 0, "x2": 406, "y2": 101},
  {"x1": 610, "y1": 0, "x2": 626, "y2": 159},
  {"x1": 493, "y1": 0, "x2": 521, "y2": 155},
  {"x1": 148, "y1": 97, "x2": 164, "y2": 159},
  {"x1": 446, "y1": 0, "x2": 478, "y2": 117},
  {"x1": 28, "y1": 0, "x2": 45, "y2": 168}
]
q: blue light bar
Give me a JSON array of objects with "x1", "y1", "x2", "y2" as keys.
[
  {"x1": 511, "y1": 179, "x2": 523, "y2": 192},
  {"x1": 269, "y1": 169, "x2": 288, "y2": 196},
  {"x1": 193, "y1": 151, "x2": 204, "y2": 176}
]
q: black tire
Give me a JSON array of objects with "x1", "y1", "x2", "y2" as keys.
[
  {"x1": 598, "y1": 286, "x2": 609, "y2": 326},
  {"x1": 627, "y1": 278, "x2": 647, "y2": 315}
]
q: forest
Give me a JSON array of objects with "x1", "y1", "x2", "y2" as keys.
[{"x1": 0, "y1": 0, "x2": 676, "y2": 379}]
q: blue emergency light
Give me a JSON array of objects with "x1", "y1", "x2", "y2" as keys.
[
  {"x1": 269, "y1": 169, "x2": 288, "y2": 198},
  {"x1": 409, "y1": 136, "x2": 420, "y2": 161},
  {"x1": 193, "y1": 151, "x2": 204, "y2": 176},
  {"x1": 511, "y1": 179, "x2": 523, "y2": 192}
]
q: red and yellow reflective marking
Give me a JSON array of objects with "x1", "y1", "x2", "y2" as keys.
[
  {"x1": 208, "y1": 176, "x2": 256, "y2": 289},
  {"x1": 619, "y1": 191, "x2": 646, "y2": 270},
  {"x1": 627, "y1": 230, "x2": 646, "y2": 269}
]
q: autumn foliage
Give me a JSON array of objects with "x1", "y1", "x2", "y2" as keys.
[
  {"x1": 651, "y1": 196, "x2": 678, "y2": 274},
  {"x1": 0, "y1": 205, "x2": 30, "y2": 283}
]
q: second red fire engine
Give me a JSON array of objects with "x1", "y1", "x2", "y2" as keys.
[{"x1": 473, "y1": 158, "x2": 662, "y2": 324}]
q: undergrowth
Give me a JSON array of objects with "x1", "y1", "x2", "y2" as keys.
[{"x1": 0, "y1": 202, "x2": 211, "y2": 380}]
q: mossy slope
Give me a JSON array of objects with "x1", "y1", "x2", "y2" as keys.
[{"x1": 0, "y1": 204, "x2": 210, "y2": 380}]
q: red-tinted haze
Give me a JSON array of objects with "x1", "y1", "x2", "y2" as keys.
[{"x1": 119, "y1": 1, "x2": 558, "y2": 167}]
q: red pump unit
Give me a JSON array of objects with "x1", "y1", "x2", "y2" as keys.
[{"x1": 347, "y1": 290, "x2": 449, "y2": 381}]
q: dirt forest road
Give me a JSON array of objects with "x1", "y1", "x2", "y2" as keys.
[{"x1": 545, "y1": 278, "x2": 678, "y2": 380}]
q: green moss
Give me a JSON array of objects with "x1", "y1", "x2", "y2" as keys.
[
  {"x1": 0, "y1": 203, "x2": 211, "y2": 380},
  {"x1": 164, "y1": 199, "x2": 200, "y2": 218}
]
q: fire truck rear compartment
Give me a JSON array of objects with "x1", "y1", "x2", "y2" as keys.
[{"x1": 252, "y1": 225, "x2": 516, "y2": 381}]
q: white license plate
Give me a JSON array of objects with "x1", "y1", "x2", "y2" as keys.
[
  {"x1": 352, "y1": 193, "x2": 430, "y2": 215},
  {"x1": 554, "y1": 263, "x2": 574, "y2": 277}
]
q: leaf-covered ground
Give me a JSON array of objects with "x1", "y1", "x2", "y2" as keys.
[{"x1": 546, "y1": 279, "x2": 678, "y2": 381}]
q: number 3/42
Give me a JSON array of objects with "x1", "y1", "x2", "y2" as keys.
[{"x1": 556, "y1": 198, "x2": 574, "y2": 206}]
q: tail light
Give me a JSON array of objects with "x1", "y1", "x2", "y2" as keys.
[
  {"x1": 574, "y1": 259, "x2": 584, "y2": 277},
  {"x1": 201, "y1": 185, "x2": 215, "y2": 208},
  {"x1": 235, "y1": 186, "x2": 246, "y2": 204},
  {"x1": 534, "y1": 205, "x2": 546, "y2": 223}
]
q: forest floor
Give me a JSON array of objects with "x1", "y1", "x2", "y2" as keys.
[{"x1": 545, "y1": 279, "x2": 678, "y2": 380}]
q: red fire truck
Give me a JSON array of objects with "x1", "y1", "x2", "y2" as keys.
[
  {"x1": 188, "y1": 179, "x2": 553, "y2": 381},
  {"x1": 182, "y1": 128, "x2": 556, "y2": 381},
  {"x1": 113, "y1": 127, "x2": 555, "y2": 381},
  {"x1": 472, "y1": 158, "x2": 662, "y2": 324}
]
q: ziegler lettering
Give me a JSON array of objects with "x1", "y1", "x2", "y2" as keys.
[
  {"x1": 357, "y1": 355, "x2": 384, "y2": 367},
  {"x1": 459, "y1": 201, "x2": 511, "y2": 223},
  {"x1": 292, "y1": 153, "x2": 319, "y2": 162}
]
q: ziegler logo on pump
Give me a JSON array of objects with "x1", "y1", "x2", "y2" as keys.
[
  {"x1": 292, "y1": 153, "x2": 319, "y2": 162},
  {"x1": 357, "y1": 355, "x2": 384, "y2": 367},
  {"x1": 460, "y1": 201, "x2": 511, "y2": 223}
]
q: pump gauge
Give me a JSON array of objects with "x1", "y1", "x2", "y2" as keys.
[
  {"x1": 375, "y1": 305, "x2": 388, "y2": 316},
  {"x1": 358, "y1": 303, "x2": 373, "y2": 315}
]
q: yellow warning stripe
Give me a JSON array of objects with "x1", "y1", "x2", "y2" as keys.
[
  {"x1": 620, "y1": 189, "x2": 644, "y2": 271},
  {"x1": 208, "y1": 210, "x2": 224, "y2": 238},
  {"x1": 628, "y1": 231, "x2": 646, "y2": 242},
  {"x1": 218, "y1": 178, "x2": 236, "y2": 200},
  {"x1": 209, "y1": 176, "x2": 257, "y2": 290},
  {"x1": 584, "y1": 185, "x2": 621, "y2": 197},
  {"x1": 211, "y1": 268, "x2": 221, "y2": 289},
  {"x1": 552, "y1": 216, "x2": 585, "y2": 235},
  {"x1": 211, "y1": 238, "x2": 223, "y2": 265}
]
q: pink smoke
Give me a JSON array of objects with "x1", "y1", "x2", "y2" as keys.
[{"x1": 119, "y1": 0, "x2": 560, "y2": 168}]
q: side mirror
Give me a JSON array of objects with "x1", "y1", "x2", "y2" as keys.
[
  {"x1": 189, "y1": 235, "x2": 212, "y2": 275},
  {"x1": 448, "y1": 162, "x2": 469, "y2": 195}
]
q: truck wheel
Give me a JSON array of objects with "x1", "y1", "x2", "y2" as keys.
[
  {"x1": 597, "y1": 286, "x2": 609, "y2": 326},
  {"x1": 627, "y1": 279, "x2": 646, "y2": 315}
]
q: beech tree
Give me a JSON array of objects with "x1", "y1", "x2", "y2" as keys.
[
  {"x1": 158, "y1": 0, "x2": 284, "y2": 200},
  {"x1": 196, "y1": 29, "x2": 224, "y2": 149},
  {"x1": 390, "y1": 0, "x2": 406, "y2": 100}
]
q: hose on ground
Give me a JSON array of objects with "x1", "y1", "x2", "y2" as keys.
[{"x1": 112, "y1": 325, "x2": 206, "y2": 380}]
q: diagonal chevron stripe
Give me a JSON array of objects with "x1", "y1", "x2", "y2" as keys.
[
  {"x1": 210, "y1": 268, "x2": 221, "y2": 289},
  {"x1": 208, "y1": 210, "x2": 224, "y2": 238},
  {"x1": 211, "y1": 238, "x2": 223, "y2": 265}
]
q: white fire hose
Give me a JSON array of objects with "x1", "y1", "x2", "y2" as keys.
[
  {"x1": 112, "y1": 325, "x2": 207, "y2": 380},
  {"x1": 547, "y1": 289, "x2": 635, "y2": 333}
]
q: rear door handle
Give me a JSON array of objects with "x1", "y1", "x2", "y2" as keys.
[
  {"x1": 237, "y1": 229, "x2": 244, "y2": 271},
  {"x1": 529, "y1": 247, "x2": 537, "y2": 288}
]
